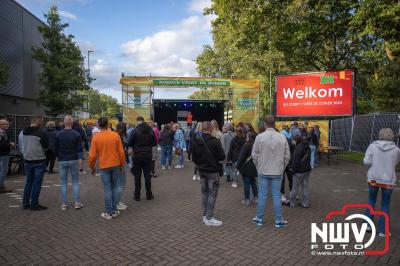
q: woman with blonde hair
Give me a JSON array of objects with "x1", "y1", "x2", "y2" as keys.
[{"x1": 211, "y1": 119, "x2": 223, "y2": 140}]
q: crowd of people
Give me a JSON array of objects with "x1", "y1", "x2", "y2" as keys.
[{"x1": 0, "y1": 114, "x2": 398, "y2": 235}]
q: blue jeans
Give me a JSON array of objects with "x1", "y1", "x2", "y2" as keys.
[
  {"x1": 309, "y1": 144, "x2": 316, "y2": 168},
  {"x1": 365, "y1": 185, "x2": 393, "y2": 234},
  {"x1": 0, "y1": 156, "x2": 9, "y2": 187},
  {"x1": 59, "y1": 160, "x2": 80, "y2": 204},
  {"x1": 243, "y1": 176, "x2": 258, "y2": 200},
  {"x1": 176, "y1": 148, "x2": 184, "y2": 166},
  {"x1": 160, "y1": 145, "x2": 173, "y2": 166},
  {"x1": 99, "y1": 166, "x2": 120, "y2": 214},
  {"x1": 116, "y1": 165, "x2": 128, "y2": 204},
  {"x1": 23, "y1": 161, "x2": 46, "y2": 208},
  {"x1": 256, "y1": 174, "x2": 283, "y2": 223}
]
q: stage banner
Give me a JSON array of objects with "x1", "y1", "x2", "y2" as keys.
[
  {"x1": 275, "y1": 70, "x2": 353, "y2": 117},
  {"x1": 121, "y1": 77, "x2": 260, "y2": 128},
  {"x1": 275, "y1": 120, "x2": 329, "y2": 152}
]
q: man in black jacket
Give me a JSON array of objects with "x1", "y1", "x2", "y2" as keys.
[
  {"x1": 20, "y1": 116, "x2": 49, "y2": 210},
  {"x1": 128, "y1": 116, "x2": 157, "y2": 201},
  {"x1": 0, "y1": 119, "x2": 14, "y2": 193},
  {"x1": 192, "y1": 121, "x2": 225, "y2": 226},
  {"x1": 289, "y1": 135, "x2": 312, "y2": 208}
]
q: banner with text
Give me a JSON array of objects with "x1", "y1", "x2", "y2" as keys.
[{"x1": 276, "y1": 70, "x2": 353, "y2": 117}]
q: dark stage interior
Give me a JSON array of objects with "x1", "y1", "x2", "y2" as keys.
[{"x1": 153, "y1": 99, "x2": 226, "y2": 129}]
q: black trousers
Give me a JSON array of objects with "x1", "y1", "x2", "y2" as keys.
[
  {"x1": 46, "y1": 150, "x2": 56, "y2": 173},
  {"x1": 131, "y1": 158, "x2": 153, "y2": 199},
  {"x1": 281, "y1": 164, "x2": 293, "y2": 194}
]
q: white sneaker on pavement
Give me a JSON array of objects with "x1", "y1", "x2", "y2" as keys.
[
  {"x1": 168, "y1": 166, "x2": 172, "y2": 170},
  {"x1": 175, "y1": 165, "x2": 182, "y2": 169},
  {"x1": 204, "y1": 218, "x2": 222, "y2": 226},
  {"x1": 61, "y1": 204, "x2": 68, "y2": 211},
  {"x1": 161, "y1": 166, "x2": 166, "y2": 170},
  {"x1": 202, "y1": 216, "x2": 206, "y2": 223},
  {"x1": 117, "y1": 203, "x2": 128, "y2": 210},
  {"x1": 74, "y1": 203, "x2": 83, "y2": 209},
  {"x1": 232, "y1": 182, "x2": 237, "y2": 188},
  {"x1": 193, "y1": 175, "x2": 197, "y2": 180},
  {"x1": 281, "y1": 194, "x2": 287, "y2": 202},
  {"x1": 101, "y1": 212, "x2": 112, "y2": 220},
  {"x1": 196, "y1": 175, "x2": 201, "y2": 181}
]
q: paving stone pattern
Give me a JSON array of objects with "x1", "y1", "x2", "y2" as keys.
[{"x1": 0, "y1": 158, "x2": 399, "y2": 265}]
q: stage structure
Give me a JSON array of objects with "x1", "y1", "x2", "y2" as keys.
[{"x1": 120, "y1": 76, "x2": 260, "y2": 127}]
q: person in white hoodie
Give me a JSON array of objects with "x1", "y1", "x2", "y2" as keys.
[{"x1": 364, "y1": 128, "x2": 400, "y2": 237}]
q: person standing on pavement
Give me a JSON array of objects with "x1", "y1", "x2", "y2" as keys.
[
  {"x1": 20, "y1": 116, "x2": 49, "y2": 211},
  {"x1": 363, "y1": 128, "x2": 400, "y2": 237},
  {"x1": 289, "y1": 135, "x2": 312, "y2": 208},
  {"x1": 252, "y1": 115, "x2": 290, "y2": 228},
  {"x1": 0, "y1": 119, "x2": 14, "y2": 193},
  {"x1": 55, "y1": 115, "x2": 83, "y2": 211},
  {"x1": 115, "y1": 122, "x2": 129, "y2": 211},
  {"x1": 307, "y1": 127, "x2": 318, "y2": 169},
  {"x1": 73, "y1": 118, "x2": 87, "y2": 175},
  {"x1": 227, "y1": 127, "x2": 246, "y2": 188},
  {"x1": 159, "y1": 124, "x2": 174, "y2": 170},
  {"x1": 89, "y1": 117, "x2": 126, "y2": 220},
  {"x1": 149, "y1": 121, "x2": 159, "y2": 178},
  {"x1": 236, "y1": 131, "x2": 258, "y2": 207},
  {"x1": 191, "y1": 122, "x2": 203, "y2": 180},
  {"x1": 221, "y1": 123, "x2": 235, "y2": 183},
  {"x1": 173, "y1": 123, "x2": 186, "y2": 169},
  {"x1": 192, "y1": 121, "x2": 225, "y2": 226},
  {"x1": 44, "y1": 121, "x2": 57, "y2": 174},
  {"x1": 184, "y1": 125, "x2": 192, "y2": 161},
  {"x1": 128, "y1": 116, "x2": 157, "y2": 201}
]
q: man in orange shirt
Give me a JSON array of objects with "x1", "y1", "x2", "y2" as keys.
[
  {"x1": 187, "y1": 111, "x2": 193, "y2": 127},
  {"x1": 89, "y1": 117, "x2": 126, "y2": 220}
]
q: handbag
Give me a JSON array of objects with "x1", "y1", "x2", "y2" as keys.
[
  {"x1": 175, "y1": 147, "x2": 181, "y2": 155},
  {"x1": 200, "y1": 137, "x2": 224, "y2": 177},
  {"x1": 238, "y1": 155, "x2": 252, "y2": 175}
]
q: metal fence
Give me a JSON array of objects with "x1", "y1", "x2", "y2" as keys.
[
  {"x1": 5, "y1": 114, "x2": 62, "y2": 146},
  {"x1": 330, "y1": 113, "x2": 400, "y2": 152}
]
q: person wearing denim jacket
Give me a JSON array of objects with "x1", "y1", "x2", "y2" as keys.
[{"x1": 173, "y1": 124, "x2": 186, "y2": 169}]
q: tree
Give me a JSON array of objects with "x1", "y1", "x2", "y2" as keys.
[
  {"x1": 87, "y1": 89, "x2": 121, "y2": 118},
  {"x1": 0, "y1": 60, "x2": 9, "y2": 87},
  {"x1": 32, "y1": 5, "x2": 90, "y2": 116},
  {"x1": 196, "y1": 0, "x2": 400, "y2": 115}
]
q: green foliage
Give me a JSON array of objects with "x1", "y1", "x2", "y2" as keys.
[
  {"x1": 32, "y1": 5, "x2": 90, "y2": 116},
  {"x1": 87, "y1": 89, "x2": 121, "y2": 119},
  {"x1": 196, "y1": 0, "x2": 400, "y2": 115},
  {"x1": 0, "y1": 59, "x2": 8, "y2": 87}
]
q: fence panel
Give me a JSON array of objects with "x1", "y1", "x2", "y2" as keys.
[
  {"x1": 330, "y1": 113, "x2": 400, "y2": 153},
  {"x1": 330, "y1": 117, "x2": 352, "y2": 150}
]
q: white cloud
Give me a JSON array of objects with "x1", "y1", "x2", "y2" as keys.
[
  {"x1": 188, "y1": 0, "x2": 211, "y2": 13},
  {"x1": 59, "y1": 10, "x2": 77, "y2": 20},
  {"x1": 87, "y1": 0, "x2": 213, "y2": 101},
  {"x1": 120, "y1": 14, "x2": 213, "y2": 78}
]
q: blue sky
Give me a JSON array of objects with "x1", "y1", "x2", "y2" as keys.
[{"x1": 15, "y1": 0, "x2": 213, "y2": 101}]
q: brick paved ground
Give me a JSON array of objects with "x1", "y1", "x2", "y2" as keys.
[{"x1": 0, "y1": 156, "x2": 399, "y2": 265}]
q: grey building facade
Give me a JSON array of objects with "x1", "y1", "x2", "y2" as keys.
[{"x1": 0, "y1": 0, "x2": 46, "y2": 115}]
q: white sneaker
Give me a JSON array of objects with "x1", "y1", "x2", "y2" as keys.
[
  {"x1": 161, "y1": 166, "x2": 166, "y2": 170},
  {"x1": 101, "y1": 212, "x2": 112, "y2": 220},
  {"x1": 61, "y1": 204, "x2": 68, "y2": 211},
  {"x1": 112, "y1": 210, "x2": 121, "y2": 218},
  {"x1": 204, "y1": 218, "x2": 222, "y2": 226},
  {"x1": 281, "y1": 194, "x2": 287, "y2": 202},
  {"x1": 193, "y1": 175, "x2": 197, "y2": 180},
  {"x1": 232, "y1": 182, "x2": 237, "y2": 188},
  {"x1": 196, "y1": 175, "x2": 201, "y2": 181},
  {"x1": 168, "y1": 166, "x2": 172, "y2": 170},
  {"x1": 379, "y1": 232, "x2": 392, "y2": 237},
  {"x1": 117, "y1": 203, "x2": 128, "y2": 210},
  {"x1": 175, "y1": 165, "x2": 182, "y2": 169},
  {"x1": 181, "y1": 165, "x2": 185, "y2": 168},
  {"x1": 74, "y1": 203, "x2": 83, "y2": 209},
  {"x1": 202, "y1": 216, "x2": 206, "y2": 223}
]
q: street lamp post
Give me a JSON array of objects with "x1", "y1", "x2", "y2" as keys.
[{"x1": 87, "y1": 50, "x2": 94, "y2": 115}]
